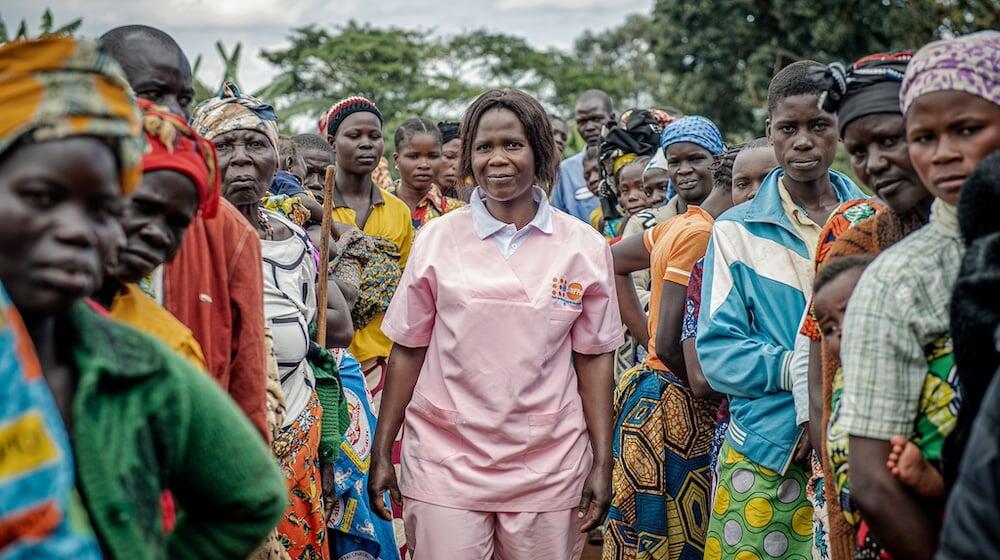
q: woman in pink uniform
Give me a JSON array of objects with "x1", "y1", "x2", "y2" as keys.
[{"x1": 369, "y1": 89, "x2": 624, "y2": 559}]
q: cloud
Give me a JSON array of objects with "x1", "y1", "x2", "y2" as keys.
[{"x1": 496, "y1": 0, "x2": 648, "y2": 12}]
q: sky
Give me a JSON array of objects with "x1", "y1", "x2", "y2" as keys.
[{"x1": 5, "y1": 0, "x2": 654, "y2": 91}]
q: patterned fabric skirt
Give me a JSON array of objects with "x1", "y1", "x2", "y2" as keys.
[
  {"x1": 273, "y1": 393, "x2": 329, "y2": 560},
  {"x1": 603, "y1": 362, "x2": 717, "y2": 560},
  {"x1": 706, "y1": 441, "x2": 813, "y2": 560}
]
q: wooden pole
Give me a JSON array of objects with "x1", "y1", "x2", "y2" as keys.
[{"x1": 315, "y1": 164, "x2": 336, "y2": 346}]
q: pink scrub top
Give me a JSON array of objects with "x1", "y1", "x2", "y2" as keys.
[{"x1": 382, "y1": 193, "x2": 624, "y2": 512}]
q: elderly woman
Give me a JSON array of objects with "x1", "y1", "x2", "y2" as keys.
[
  {"x1": 192, "y1": 82, "x2": 355, "y2": 560},
  {"x1": 0, "y1": 37, "x2": 284, "y2": 559}
]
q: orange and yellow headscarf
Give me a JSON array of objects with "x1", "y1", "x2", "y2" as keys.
[{"x1": 0, "y1": 36, "x2": 144, "y2": 192}]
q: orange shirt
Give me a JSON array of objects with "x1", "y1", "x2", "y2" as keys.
[{"x1": 642, "y1": 206, "x2": 714, "y2": 372}]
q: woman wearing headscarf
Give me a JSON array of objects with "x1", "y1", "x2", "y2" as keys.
[
  {"x1": 192, "y1": 82, "x2": 355, "y2": 560},
  {"x1": 0, "y1": 36, "x2": 285, "y2": 559},
  {"x1": 604, "y1": 116, "x2": 730, "y2": 560},
  {"x1": 788, "y1": 52, "x2": 928, "y2": 560},
  {"x1": 837, "y1": 31, "x2": 1000, "y2": 558},
  {"x1": 91, "y1": 100, "x2": 220, "y2": 370}
]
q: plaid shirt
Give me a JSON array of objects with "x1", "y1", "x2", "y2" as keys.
[{"x1": 839, "y1": 200, "x2": 964, "y2": 440}]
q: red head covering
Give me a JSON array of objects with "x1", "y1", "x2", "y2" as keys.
[{"x1": 138, "y1": 99, "x2": 220, "y2": 219}]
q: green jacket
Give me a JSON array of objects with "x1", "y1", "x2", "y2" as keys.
[{"x1": 67, "y1": 302, "x2": 286, "y2": 559}]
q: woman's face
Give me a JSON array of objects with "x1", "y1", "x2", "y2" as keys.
[
  {"x1": 666, "y1": 142, "x2": 713, "y2": 205},
  {"x1": 616, "y1": 163, "x2": 651, "y2": 215},
  {"x1": 731, "y1": 147, "x2": 778, "y2": 206},
  {"x1": 115, "y1": 170, "x2": 199, "y2": 283},
  {"x1": 471, "y1": 108, "x2": 536, "y2": 203},
  {"x1": 334, "y1": 112, "x2": 384, "y2": 176},
  {"x1": 0, "y1": 137, "x2": 124, "y2": 313},
  {"x1": 213, "y1": 129, "x2": 277, "y2": 206},
  {"x1": 437, "y1": 138, "x2": 462, "y2": 190},
  {"x1": 906, "y1": 91, "x2": 1000, "y2": 206},
  {"x1": 394, "y1": 132, "x2": 442, "y2": 194},
  {"x1": 843, "y1": 113, "x2": 928, "y2": 214}
]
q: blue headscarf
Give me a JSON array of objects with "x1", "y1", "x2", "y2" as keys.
[{"x1": 660, "y1": 115, "x2": 725, "y2": 156}]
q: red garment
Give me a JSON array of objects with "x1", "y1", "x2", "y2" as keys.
[
  {"x1": 137, "y1": 99, "x2": 220, "y2": 219},
  {"x1": 163, "y1": 199, "x2": 269, "y2": 439}
]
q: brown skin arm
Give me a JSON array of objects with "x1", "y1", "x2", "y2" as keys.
[
  {"x1": 368, "y1": 344, "x2": 427, "y2": 520},
  {"x1": 808, "y1": 340, "x2": 824, "y2": 450},
  {"x1": 573, "y1": 351, "x2": 614, "y2": 532},
  {"x1": 849, "y1": 436, "x2": 938, "y2": 559},
  {"x1": 654, "y1": 280, "x2": 689, "y2": 382},
  {"x1": 683, "y1": 338, "x2": 719, "y2": 399},
  {"x1": 612, "y1": 233, "x2": 652, "y2": 347},
  {"x1": 323, "y1": 278, "x2": 354, "y2": 348},
  {"x1": 297, "y1": 194, "x2": 324, "y2": 223}
]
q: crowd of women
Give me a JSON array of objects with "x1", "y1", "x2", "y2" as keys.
[{"x1": 0, "y1": 20, "x2": 998, "y2": 560}]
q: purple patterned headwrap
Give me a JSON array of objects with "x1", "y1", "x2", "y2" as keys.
[{"x1": 900, "y1": 31, "x2": 1000, "y2": 114}]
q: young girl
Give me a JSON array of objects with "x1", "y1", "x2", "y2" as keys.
[
  {"x1": 369, "y1": 89, "x2": 623, "y2": 559},
  {"x1": 389, "y1": 118, "x2": 465, "y2": 229}
]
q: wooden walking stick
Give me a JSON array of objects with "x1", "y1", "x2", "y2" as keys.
[{"x1": 315, "y1": 164, "x2": 336, "y2": 346}]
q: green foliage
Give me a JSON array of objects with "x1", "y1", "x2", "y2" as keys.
[
  {"x1": 0, "y1": 8, "x2": 82, "y2": 41},
  {"x1": 650, "y1": 0, "x2": 1000, "y2": 138}
]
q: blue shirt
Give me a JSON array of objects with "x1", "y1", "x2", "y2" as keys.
[{"x1": 550, "y1": 151, "x2": 599, "y2": 223}]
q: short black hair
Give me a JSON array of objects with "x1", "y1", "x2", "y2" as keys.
[
  {"x1": 291, "y1": 133, "x2": 333, "y2": 154},
  {"x1": 549, "y1": 113, "x2": 566, "y2": 126},
  {"x1": 767, "y1": 60, "x2": 826, "y2": 116},
  {"x1": 584, "y1": 144, "x2": 600, "y2": 162},
  {"x1": 814, "y1": 255, "x2": 875, "y2": 295},
  {"x1": 277, "y1": 136, "x2": 298, "y2": 159},
  {"x1": 745, "y1": 136, "x2": 771, "y2": 150},
  {"x1": 958, "y1": 150, "x2": 1000, "y2": 244},
  {"x1": 711, "y1": 143, "x2": 745, "y2": 192},
  {"x1": 394, "y1": 117, "x2": 442, "y2": 152},
  {"x1": 461, "y1": 89, "x2": 557, "y2": 187},
  {"x1": 576, "y1": 89, "x2": 614, "y2": 115},
  {"x1": 100, "y1": 25, "x2": 185, "y2": 76}
]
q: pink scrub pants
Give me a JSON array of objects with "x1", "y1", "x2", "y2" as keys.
[{"x1": 403, "y1": 498, "x2": 586, "y2": 560}]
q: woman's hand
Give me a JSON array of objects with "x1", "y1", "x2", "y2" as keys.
[
  {"x1": 367, "y1": 451, "x2": 401, "y2": 521},
  {"x1": 578, "y1": 460, "x2": 612, "y2": 532}
]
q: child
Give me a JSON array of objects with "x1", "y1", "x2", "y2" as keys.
[
  {"x1": 697, "y1": 61, "x2": 865, "y2": 560},
  {"x1": 730, "y1": 137, "x2": 778, "y2": 205},
  {"x1": 614, "y1": 155, "x2": 654, "y2": 217},
  {"x1": 388, "y1": 117, "x2": 465, "y2": 229}
]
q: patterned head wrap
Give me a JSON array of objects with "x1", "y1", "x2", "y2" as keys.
[
  {"x1": 659, "y1": 116, "x2": 725, "y2": 156},
  {"x1": 598, "y1": 108, "x2": 666, "y2": 199},
  {"x1": 438, "y1": 121, "x2": 460, "y2": 144},
  {"x1": 0, "y1": 36, "x2": 143, "y2": 192},
  {"x1": 900, "y1": 31, "x2": 1000, "y2": 114},
  {"x1": 320, "y1": 96, "x2": 383, "y2": 139},
  {"x1": 139, "y1": 99, "x2": 220, "y2": 219},
  {"x1": 190, "y1": 81, "x2": 279, "y2": 157},
  {"x1": 816, "y1": 53, "x2": 911, "y2": 137}
]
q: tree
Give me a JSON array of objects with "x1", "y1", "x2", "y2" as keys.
[
  {"x1": 650, "y1": 0, "x2": 1000, "y2": 139},
  {"x1": 0, "y1": 8, "x2": 81, "y2": 41}
]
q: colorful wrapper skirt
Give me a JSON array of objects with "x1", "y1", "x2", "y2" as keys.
[
  {"x1": 603, "y1": 362, "x2": 717, "y2": 560},
  {"x1": 706, "y1": 441, "x2": 813, "y2": 560},
  {"x1": 273, "y1": 392, "x2": 329, "y2": 560}
]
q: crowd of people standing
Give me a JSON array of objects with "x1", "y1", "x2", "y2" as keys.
[{"x1": 0, "y1": 21, "x2": 998, "y2": 560}]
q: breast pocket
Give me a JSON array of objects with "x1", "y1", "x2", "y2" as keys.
[{"x1": 545, "y1": 307, "x2": 582, "y2": 361}]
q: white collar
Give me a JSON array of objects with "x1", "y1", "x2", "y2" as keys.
[{"x1": 470, "y1": 186, "x2": 554, "y2": 240}]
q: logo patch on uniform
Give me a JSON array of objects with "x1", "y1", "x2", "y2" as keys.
[
  {"x1": 0, "y1": 411, "x2": 60, "y2": 483},
  {"x1": 551, "y1": 277, "x2": 584, "y2": 306}
]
